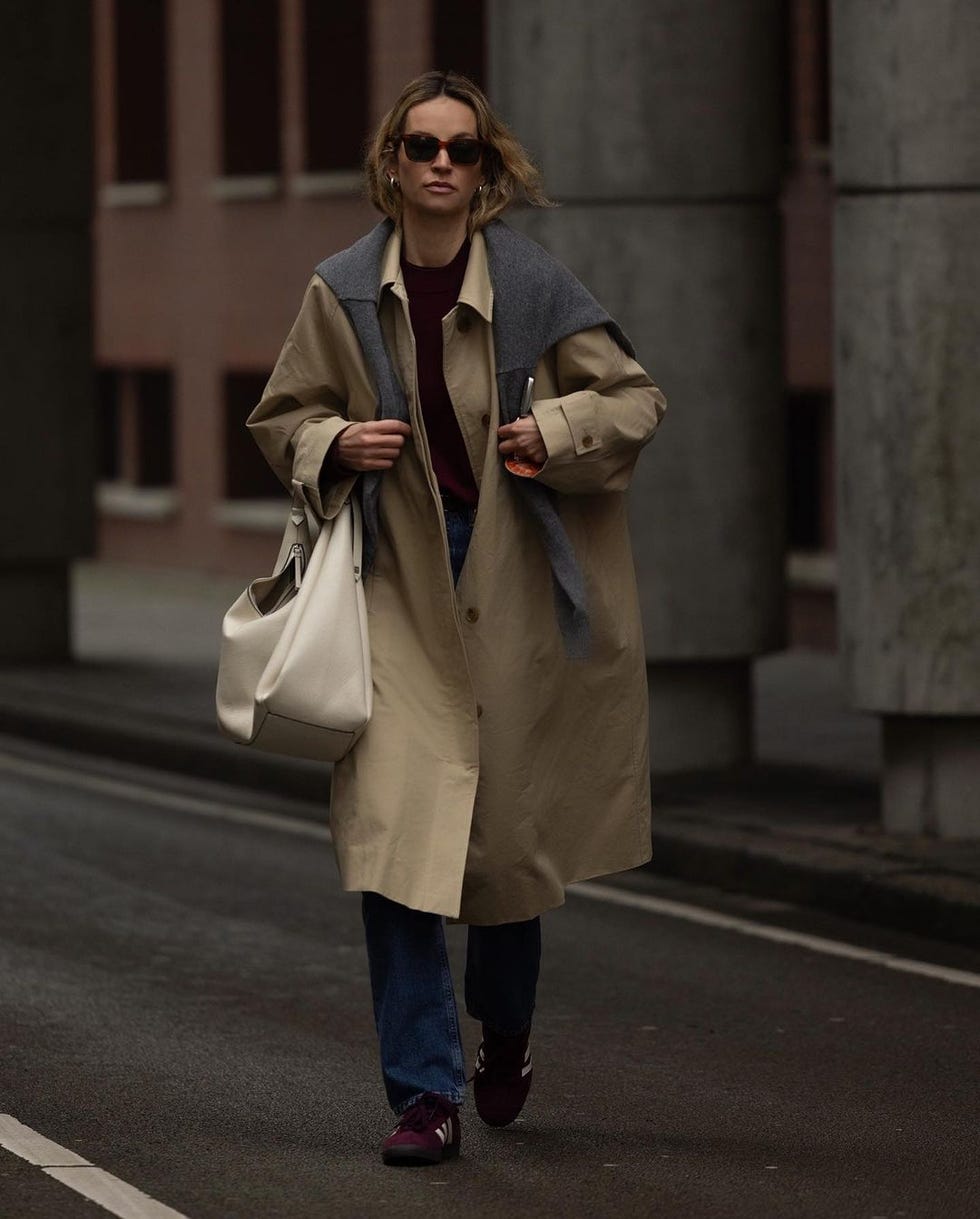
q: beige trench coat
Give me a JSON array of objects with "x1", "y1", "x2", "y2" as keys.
[{"x1": 247, "y1": 227, "x2": 667, "y2": 924}]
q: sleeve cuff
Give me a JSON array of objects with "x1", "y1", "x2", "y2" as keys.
[
  {"x1": 293, "y1": 416, "x2": 357, "y2": 519},
  {"x1": 532, "y1": 394, "x2": 604, "y2": 467}
]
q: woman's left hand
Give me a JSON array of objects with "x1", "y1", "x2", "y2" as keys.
[{"x1": 497, "y1": 416, "x2": 547, "y2": 465}]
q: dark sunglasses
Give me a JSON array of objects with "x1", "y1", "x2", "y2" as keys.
[{"x1": 399, "y1": 134, "x2": 483, "y2": 165}]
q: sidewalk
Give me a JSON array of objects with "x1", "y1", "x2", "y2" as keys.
[{"x1": 0, "y1": 560, "x2": 978, "y2": 947}]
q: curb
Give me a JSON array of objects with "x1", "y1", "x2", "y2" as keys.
[
  {"x1": 647, "y1": 815, "x2": 980, "y2": 950},
  {"x1": 0, "y1": 697, "x2": 331, "y2": 807},
  {"x1": 0, "y1": 694, "x2": 977, "y2": 950}
]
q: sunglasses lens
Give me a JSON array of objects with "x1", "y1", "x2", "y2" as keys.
[
  {"x1": 401, "y1": 136, "x2": 482, "y2": 164},
  {"x1": 447, "y1": 140, "x2": 482, "y2": 165},
  {"x1": 403, "y1": 136, "x2": 439, "y2": 162}
]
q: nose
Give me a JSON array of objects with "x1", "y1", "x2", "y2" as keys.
[{"x1": 432, "y1": 146, "x2": 452, "y2": 170}]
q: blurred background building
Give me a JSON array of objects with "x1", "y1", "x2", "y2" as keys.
[
  {"x1": 92, "y1": 0, "x2": 836, "y2": 644},
  {"x1": 5, "y1": 0, "x2": 975, "y2": 835}
]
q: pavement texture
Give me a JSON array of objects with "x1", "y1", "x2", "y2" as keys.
[
  {"x1": 4, "y1": 754, "x2": 979, "y2": 1218},
  {"x1": 0, "y1": 559, "x2": 978, "y2": 949}
]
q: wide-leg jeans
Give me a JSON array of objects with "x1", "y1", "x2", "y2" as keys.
[
  {"x1": 360, "y1": 504, "x2": 542, "y2": 1113},
  {"x1": 361, "y1": 892, "x2": 541, "y2": 1112}
]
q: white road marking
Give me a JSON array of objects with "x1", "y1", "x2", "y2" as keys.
[
  {"x1": 2, "y1": 747, "x2": 979, "y2": 992},
  {"x1": 571, "y1": 883, "x2": 980, "y2": 991},
  {"x1": 0, "y1": 1114, "x2": 91, "y2": 1166},
  {"x1": 44, "y1": 1167, "x2": 189, "y2": 1219},
  {"x1": 0, "y1": 749, "x2": 331, "y2": 841},
  {"x1": 0, "y1": 1115, "x2": 191, "y2": 1219}
]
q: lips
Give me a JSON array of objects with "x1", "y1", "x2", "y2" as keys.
[{"x1": 424, "y1": 182, "x2": 456, "y2": 193}]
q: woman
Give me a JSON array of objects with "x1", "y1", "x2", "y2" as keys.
[{"x1": 247, "y1": 71, "x2": 666, "y2": 1166}]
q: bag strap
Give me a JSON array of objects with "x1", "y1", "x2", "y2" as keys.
[
  {"x1": 350, "y1": 497, "x2": 364, "y2": 584},
  {"x1": 270, "y1": 485, "x2": 364, "y2": 589},
  {"x1": 271, "y1": 484, "x2": 314, "y2": 579}
]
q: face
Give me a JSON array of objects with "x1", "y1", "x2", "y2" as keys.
[{"x1": 392, "y1": 96, "x2": 484, "y2": 227}]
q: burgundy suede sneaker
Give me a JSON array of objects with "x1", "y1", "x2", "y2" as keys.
[
  {"x1": 472, "y1": 1024, "x2": 533, "y2": 1127},
  {"x1": 381, "y1": 1093, "x2": 461, "y2": 1166}
]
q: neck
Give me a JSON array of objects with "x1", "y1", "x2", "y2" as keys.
[{"x1": 400, "y1": 212, "x2": 469, "y2": 267}]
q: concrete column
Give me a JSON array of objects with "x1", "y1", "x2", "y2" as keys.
[
  {"x1": 0, "y1": 3, "x2": 94, "y2": 661},
  {"x1": 833, "y1": 1, "x2": 980, "y2": 836},
  {"x1": 490, "y1": 0, "x2": 785, "y2": 771}
]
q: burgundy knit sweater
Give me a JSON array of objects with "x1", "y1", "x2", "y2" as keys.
[{"x1": 401, "y1": 240, "x2": 479, "y2": 506}]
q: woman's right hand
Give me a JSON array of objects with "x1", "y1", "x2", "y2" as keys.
[{"x1": 334, "y1": 420, "x2": 412, "y2": 471}]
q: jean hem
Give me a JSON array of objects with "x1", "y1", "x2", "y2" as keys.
[{"x1": 393, "y1": 1088, "x2": 465, "y2": 1116}]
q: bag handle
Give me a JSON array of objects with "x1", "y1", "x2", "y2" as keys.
[
  {"x1": 271, "y1": 483, "x2": 364, "y2": 588},
  {"x1": 271, "y1": 484, "x2": 314, "y2": 581},
  {"x1": 351, "y1": 496, "x2": 364, "y2": 584}
]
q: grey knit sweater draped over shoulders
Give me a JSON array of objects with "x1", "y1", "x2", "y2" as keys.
[{"x1": 315, "y1": 218, "x2": 634, "y2": 658}]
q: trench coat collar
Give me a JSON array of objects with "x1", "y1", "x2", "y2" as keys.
[{"x1": 379, "y1": 226, "x2": 494, "y2": 322}]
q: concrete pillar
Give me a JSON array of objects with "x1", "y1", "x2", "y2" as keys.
[
  {"x1": 0, "y1": 3, "x2": 94, "y2": 661},
  {"x1": 833, "y1": 2, "x2": 980, "y2": 836},
  {"x1": 490, "y1": 1, "x2": 785, "y2": 771}
]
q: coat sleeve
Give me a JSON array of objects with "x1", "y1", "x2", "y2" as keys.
[
  {"x1": 246, "y1": 276, "x2": 358, "y2": 520},
  {"x1": 529, "y1": 325, "x2": 666, "y2": 495}
]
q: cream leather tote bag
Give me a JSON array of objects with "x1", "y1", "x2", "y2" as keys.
[{"x1": 216, "y1": 486, "x2": 372, "y2": 761}]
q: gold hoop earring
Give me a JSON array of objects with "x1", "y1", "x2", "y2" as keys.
[{"x1": 388, "y1": 175, "x2": 399, "y2": 190}]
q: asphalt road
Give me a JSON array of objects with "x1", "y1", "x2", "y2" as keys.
[{"x1": 1, "y1": 738, "x2": 978, "y2": 1219}]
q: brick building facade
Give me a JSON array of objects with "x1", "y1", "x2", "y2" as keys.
[{"x1": 93, "y1": 0, "x2": 835, "y2": 644}]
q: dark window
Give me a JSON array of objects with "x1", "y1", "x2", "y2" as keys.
[
  {"x1": 813, "y1": 0, "x2": 831, "y2": 147},
  {"x1": 221, "y1": 0, "x2": 281, "y2": 175},
  {"x1": 784, "y1": 0, "x2": 831, "y2": 158},
  {"x1": 303, "y1": 1, "x2": 369, "y2": 171},
  {"x1": 113, "y1": 0, "x2": 169, "y2": 182},
  {"x1": 786, "y1": 391, "x2": 830, "y2": 550},
  {"x1": 224, "y1": 373, "x2": 284, "y2": 499},
  {"x1": 433, "y1": 0, "x2": 485, "y2": 88},
  {"x1": 97, "y1": 367, "x2": 174, "y2": 487},
  {"x1": 779, "y1": 0, "x2": 793, "y2": 159},
  {"x1": 97, "y1": 370, "x2": 121, "y2": 480},
  {"x1": 134, "y1": 370, "x2": 174, "y2": 487}
]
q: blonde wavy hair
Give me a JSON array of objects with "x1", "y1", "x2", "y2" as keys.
[{"x1": 365, "y1": 71, "x2": 553, "y2": 232}]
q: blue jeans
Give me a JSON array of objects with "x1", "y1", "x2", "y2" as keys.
[
  {"x1": 360, "y1": 504, "x2": 542, "y2": 1114},
  {"x1": 361, "y1": 893, "x2": 541, "y2": 1112},
  {"x1": 443, "y1": 501, "x2": 476, "y2": 585}
]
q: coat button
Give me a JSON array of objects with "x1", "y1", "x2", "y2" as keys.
[
  {"x1": 582, "y1": 433, "x2": 596, "y2": 448},
  {"x1": 481, "y1": 413, "x2": 490, "y2": 428},
  {"x1": 465, "y1": 607, "x2": 480, "y2": 623},
  {"x1": 457, "y1": 312, "x2": 472, "y2": 334},
  {"x1": 477, "y1": 703, "x2": 484, "y2": 717}
]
